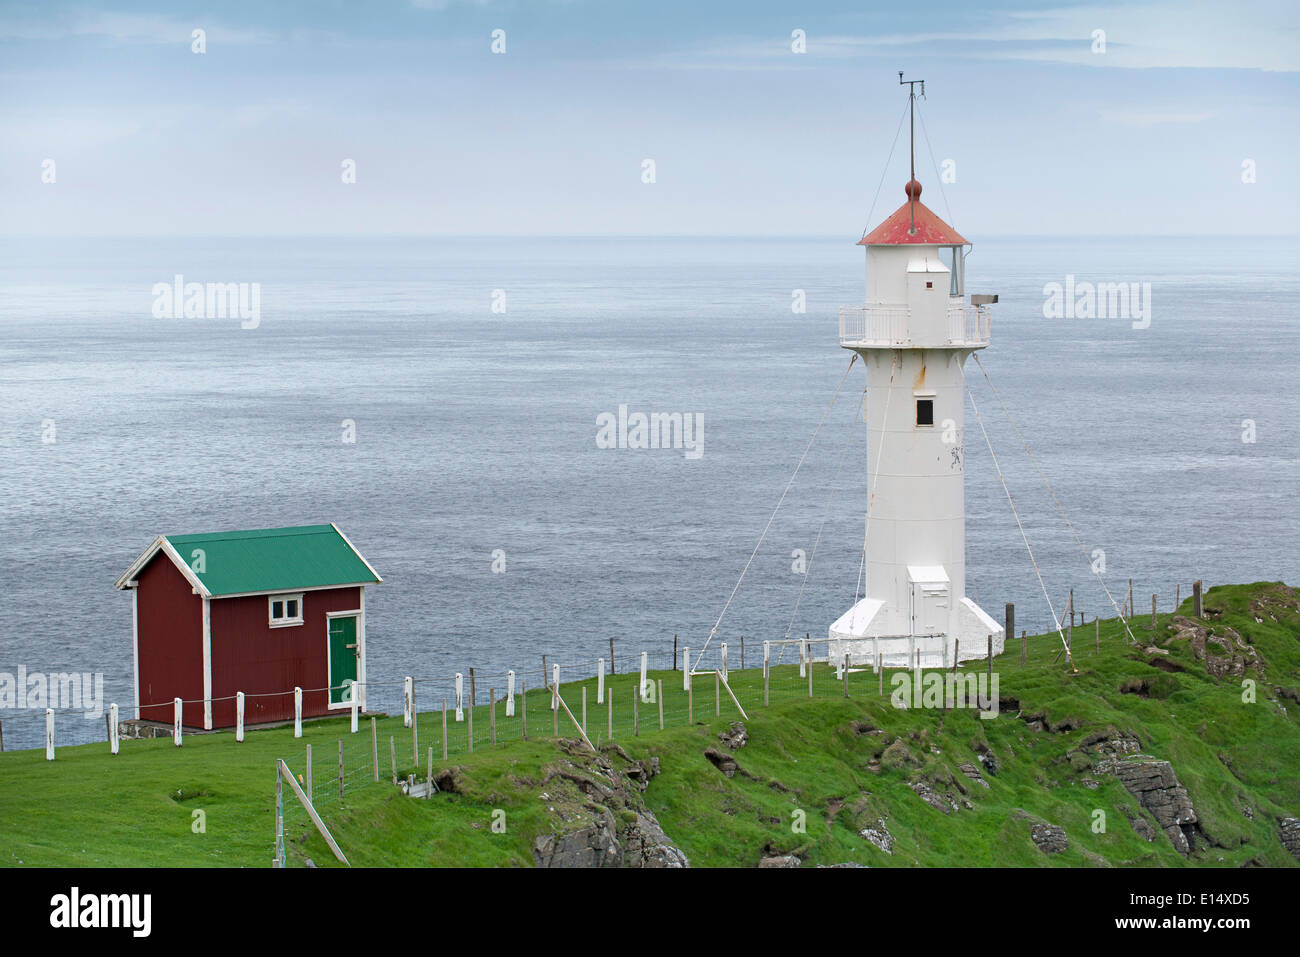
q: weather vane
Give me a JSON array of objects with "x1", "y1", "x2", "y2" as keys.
[{"x1": 899, "y1": 72, "x2": 926, "y2": 234}]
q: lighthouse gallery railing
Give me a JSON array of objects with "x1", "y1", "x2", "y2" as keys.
[{"x1": 839, "y1": 302, "x2": 990, "y2": 348}]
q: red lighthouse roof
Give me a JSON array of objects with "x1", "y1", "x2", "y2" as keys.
[{"x1": 859, "y1": 179, "x2": 967, "y2": 246}]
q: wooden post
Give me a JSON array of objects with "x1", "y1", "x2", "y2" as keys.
[
  {"x1": 609, "y1": 637, "x2": 616, "y2": 673},
  {"x1": 293, "y1": 687, "x2": 302, "y2": 738},
  {"x1": 1126, "y1": 579, "x2": 1133, "y2": 619},
  {"x1": 236, "y1": 691, "x2": 244, "y2": 743},
  {"x1": 552, "y1": 689, "x2": 559, "y2": 738},
  {"x1": 338, "y1": 739, "x2": 344, "y2": 801},
  {"x1": 412, "y1": 687, "x2": 419, "y2": 768},
  {"x1": 582, "y1": 686, "x2": 587, "y2": 735},
  {"x1": 305, "y1": 743, "x2": 312, "y2": 799},
  {"x1": 441, "y1": 699, "x2": 448, "y2": 761},
  {"x1": 1193, "y1": 580, "x2": 1203, "y2": 618},
  {"x1": 657, "y1": 680, "x2": 664, "y2": 730},
  {"x1": 715, "y1": 670, "x2": 721, "y2": 716},
  {"x1": 541, "y1": 657, "x2": 547, "y2": 694},
  {"x1": 608, "y1": 687, "x2": 614, "y2": 740},
  {"x1": 468, "y1": 690, "x2": 474, "y2": 753},
  {"x1": 843, "y1": 653, "x2": 850, "y2": 697},
  {"x1": 371, "y1": 716, "x2": 379, "y2": 782},
  {"x1": 808, "y1": 649, "x2": 814, "y2": 698},
  {"x1": 0, "y1": 717, "x2": 4, "y2": 753},
  {"x1": 426, "y1": 747, "x2": 433, "y2": 799},
  {"x1": 1067, "y1": 589, "x2": 1073, "y2": 651},
  {"x1": 350, "y1": 686, "x2": 359, "y2": 734},
  {"x1": 1152, "y1": 593, "x2": 1158, "y2": 630},
  {"x1": 490, "y1": 689, "x2": 496, "y2": 746},
  {"x1": 633, "y1": 686, "x2": 639, "y2": 737},
  {"x1": 987, "y1": 634, "x2": 993, "y2": 677},
  {"x1": 469, "y1": 668, "x2": 476, "y2": 709},
  {"x1": 673, "y1": 634, "x2": 678, "y2": 671},
  {"x1": 878, "y1": 652, "x2": 883, "y2": 695},
  {"x1": 521, "y1": 680, "x2": 527, "y2": 741},
  {"x1": 274, "y1": 765, "x2": 284, "y2": 868},
  {"x1": 108, "y1": 703, "x2": 119, "y2": 755},
  {"x1": 1021, "y1": 629, "x2": 1027, "y2": 666},
  {"x1": 683, "y1": 649, "x2": 691, "y2": 690},
  {"x1": 174, "y1": 697, "x2": 183, "y2": 747},
  {"x1": 389, "y1": 736, "x2": 397, "y2": 785},
  {"x1": 46, "y1": 709, "x2": 54, "y2": 761},
  {"x1": 763, "y1": 641, "x2": 770, "y2": 708}
]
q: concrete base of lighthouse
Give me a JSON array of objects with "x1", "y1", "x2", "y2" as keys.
[{"x1": 826, "y1": 585, "x2": 1004, "y2": 669}]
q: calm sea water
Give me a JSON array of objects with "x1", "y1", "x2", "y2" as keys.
[{"x1": 1, "y1": 235, "x2": 1297, "y2": 749}]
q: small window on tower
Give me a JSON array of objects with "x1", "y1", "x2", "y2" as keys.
[{"x1": 916, "y1": 399, "x2": 935, "y2": 427}]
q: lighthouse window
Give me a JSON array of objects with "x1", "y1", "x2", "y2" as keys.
[{"x1": 916, "y1": 399, "x2": 935, "y2": 427}]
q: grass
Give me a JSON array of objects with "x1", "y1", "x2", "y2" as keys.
[{"x1": 2, "y1": 582, "x2": 1298, "y2": 867}]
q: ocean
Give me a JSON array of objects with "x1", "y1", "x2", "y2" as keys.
[{"x1": 2, "y1": 235, "x2": 1297, "y2": 750}]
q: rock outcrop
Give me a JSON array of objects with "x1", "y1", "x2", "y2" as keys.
[{"x1": 1113, "y1": 760, "x2": 1199, "y2": 855}]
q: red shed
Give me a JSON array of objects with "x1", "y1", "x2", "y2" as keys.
[{"x1": 115, "y1": 524, "x2": 382, "y2": 730}]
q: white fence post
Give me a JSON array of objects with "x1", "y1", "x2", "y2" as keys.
[
  {"x1": 109, "y1": 703, "x2": 119, "y2": 755},
  {"x1": 551, "y1": 664, "x2": 560, "y2": 710},
  {"x1": 236, "y1": 691, "x2": 245, "y2": 742},
  {"x1": 403, "y1": 676, "x2": 413, "y2": 728},
  {"x1": 350, "y1": 683, "x2": 359, "y2": 733},
  {"x1": 506, "y1": 671, "x2": 516, "y2": 717},
  {"x1": 597, "y1": 658, "x2": 606, "y2": 704},
  {"x1": 45, "y1": 708, "x2": 54, "y2": 761},
  {"x1": 720, "y1": 643, "x2": 729, "y2": 684},
  {"x1": 293, "y1": 687, "x2": 302, "y2": 738},
  {"x1": 800, "y1": 639, "x2": 808, "y2": 678},
  {"x1": 454, "y1": 673, "x2": 464, "y2": 721},
  {"x1": 683, "y1": 648, "x2": 692, "y2": 690},
  {"x1": 173, "y1": 697, "x2": 183, "y2": 746},
  {"x1": 640, "y1": 651, "x2": 651, "y2": 703}
]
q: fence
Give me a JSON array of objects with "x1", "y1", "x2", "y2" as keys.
[{"x1": 0, "y1": 578, "x2": 1207, "y2": 759}]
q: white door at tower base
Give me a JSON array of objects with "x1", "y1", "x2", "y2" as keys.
[{"x1": 907, "y1": 565, "x2": 950, "y2": 636}]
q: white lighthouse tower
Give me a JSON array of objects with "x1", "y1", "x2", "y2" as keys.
[{"x1": 829, "y1": 77, "x2": 1004, "y2": 667}]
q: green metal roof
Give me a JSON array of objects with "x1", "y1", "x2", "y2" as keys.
[{"x1": 162, "y1": 524, "x2": 380, "y2": 597}]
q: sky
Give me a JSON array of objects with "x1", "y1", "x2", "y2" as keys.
[{"x1": 1, "y1": 0, "x2": 1297, "y2": 236}]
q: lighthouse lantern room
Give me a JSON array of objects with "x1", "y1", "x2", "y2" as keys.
[{"x1": 830, "y1": 76, "x2": 1004, "y2": 668}]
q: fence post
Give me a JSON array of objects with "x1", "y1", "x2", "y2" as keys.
[
  {"x1": 582, "y1": 686, "x2": 587, "y2": 735},
  {"x1": 306, "y1": 743, "x2": 313, "y2": 799},
  {"x1": 490, "y1": 689, "x2": 497, "y2": 746},
  {"x1": 740, "y1": 636, "x2": 745, "y2": 671},
  {"x1": 454, "y1": 673, "x2": 464, "y2": 721},
  {"x1": 1095, "y1": 616, "x2": 1100, "y2": 653},
  {"x1": 633, "y1": 686, "x2": 639, "y2": 737},
  {"x1": 426, "y1": 747, "x2": 433, "y2": 798},
  {"x1": 608, "y1": 687, "x2": 614, "y2": 740},
  {"x1": 1193, "y1": 580, "x2": 1203, "y2": 618},
  {"x1": 469, "y1": 668, "x2": 476, "y2": 709},
  {"x1": 551, "y1": 664, "x2": 560, "y2": 737},
  {"x1": 506, "y1": 670, "x2": 516, "y2": 717},
  {"x1": 807, "y1": 649, "x2": 813, "y2": 698},
  {"x1": 108, "y1": 702, "x2": 119, "y2": 755},
  {"x1": 720, "y1": 643, "x2": 729, "y2": 684},
  {"x1": 658, "y1": 680, "x2": 664, "y2": 730},
  {"x1": 412, "y1": 684, "x2": 419, "y2": 767},
  {"x1": 609, "y1": 637, "x2": 616, "y2": 673},
  {"x1": 371, "y1": 716, "x2": 379, "y2": 783},
  {"x1": 597, "y1": 658, "x2": 606, "y2": 704},
  {"x1": 350, "y1": 685, "x2": 359, "y2": 734},
  {"x1": 390, "y1": 736, "x2": 397, "y2": 784},
  {"x1": 683, "y1": 650, "x2": 691, "y2": 691},
  {"x1": 468, "y1": 688, "x2": 474, "y2": 753},
  {"x1": 673, "y1": 634, "x2": 678, "y2": 671},
  {"x1": 799, "y1": 638, "x2": 807, "y2": 678},
  {"x1": 174, "y1": 697, "x2": 184, "y2": 746},
  {"x1": 1175, "y1": 583, "x2": 1180, "y2": 611},
  {"x1": 1021, "y1": 629, "x2": 1027, "y2": 666},
  {"x1": 236, "y1": 691, "x2": 245, "y2": 742},
  {"x1": 403, "y1": 676, "x2": 413, "y2": 728},
  {"x1": 293, "y1": 687, "x2": 302, "y2": 738},
  {"x1": 1151, "y1": 593, "x2": 1158, "y2": 630},
  {"x1": 338, "y1": 739, "x2": 344, "y2": 801},
  {"x1": 763, "y1": 641, "x2": 770, "y2": 707},
  {"x1": 45, "y1": 708, "x2": 54, "y2": 761},
  {"x1": 987, "y1": 634, "x2": 992, "y2": 678},
  {"x1": 688, "y1": 683, "x2": 693, "y2": 724},
  {"x1": 521, "y1": 680, "x2": 527, "y2": 741},
  {"x1": 1067, "y1": 589, "x2": 1074, "y2": 650},
  {"x1": 274, "y1": 764, "x2": 284, "y2": 868},
  {"x1": 878, "y1": 652, "x2": 883, "y2": 695},
  {"x1": 715, "y1": 671, "x2": 721, "y2": 717},
  {"x1": 441, "y1": 699, "x2": 448, "y2": 760},
  {"x1": 843, "y1": 654, "x2": 850, "y2": 698},
  {"x1": 640, "y1": 651, "x2": 650, "y2": 703}
]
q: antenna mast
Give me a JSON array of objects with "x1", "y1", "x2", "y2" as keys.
[{"x1": 898, "y1": 72, "x2": 925, "y2": 235}]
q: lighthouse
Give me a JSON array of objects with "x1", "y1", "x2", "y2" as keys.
[{"x1": 828, "y1": 76, "x2": 1004, "y2": 668}]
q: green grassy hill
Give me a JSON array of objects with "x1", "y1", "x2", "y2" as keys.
[{"x1": 3, "y1": 582, "x2": 1298, "y2": 867}]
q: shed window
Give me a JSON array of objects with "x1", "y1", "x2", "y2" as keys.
[
  {"x1": 269, "y1": 593, "x2": 304, "y2": 627},
  {"x1": 916, "y1": 399, "x2": 935, "y2": 427}
]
